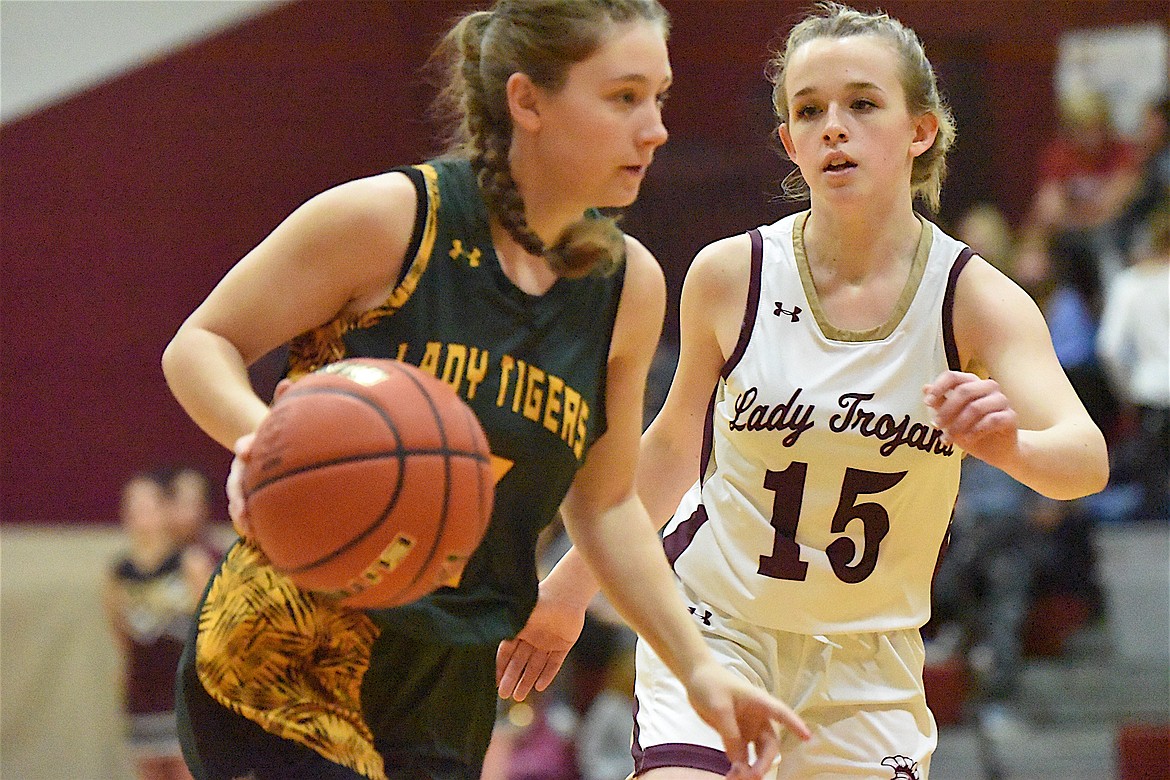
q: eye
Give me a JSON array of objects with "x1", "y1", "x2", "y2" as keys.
[
  {"x1": 851, "y1": 98, "x2": 878, "y2": 111},
  {"x1": 794, "y1": 104, "x2": 820, "y2": 120}
]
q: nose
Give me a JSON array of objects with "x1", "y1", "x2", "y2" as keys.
[
  {"x1": 641, "y1": 105, "x2": 669, "y2": 149},
  {"x1": 823, "y1": 103, "x2": 847, "y2": 143}
]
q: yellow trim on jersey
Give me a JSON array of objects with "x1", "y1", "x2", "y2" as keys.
[
  {"x1": 384, "y1": 163, "x2": 440, "y2": 312},
  {"x1": 285, "y1": 163, "x2": 441, "y2": 380},
  {"x1": 793, "y1": 211, "x2": 934, "y2": 343}
]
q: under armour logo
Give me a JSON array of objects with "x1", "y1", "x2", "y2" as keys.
[
  {"x1": 688, "y1": 606, "x2": 712, "y2": 626},
  {"x1": 449, "y1": 239, "x2": 482, "y2": 267},
  {"x1": 773, "y1": 301, "x2": 801, "y2": 322},
  {"x1": 881, "y1": 756, "x2": 920, "y2": 780}
]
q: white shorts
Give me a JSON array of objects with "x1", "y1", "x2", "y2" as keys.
[{"x1": 632, "y1": 583, "x2": 937, "y2": 779}]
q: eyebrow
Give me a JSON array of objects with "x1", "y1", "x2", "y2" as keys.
[
  {"x1": 607, "y1": 73, "x2": 673, "y2": 88},
  {"x1": 792, "y1": 80, "x2": 884, "y2": 99}
]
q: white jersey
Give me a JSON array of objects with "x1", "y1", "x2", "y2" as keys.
[{"x1": 663, "y1": 211, "x2": 973, "y2": 634}]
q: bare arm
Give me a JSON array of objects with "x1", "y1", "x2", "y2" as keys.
[
  {"x1": 640, "y1": 234, "x2": 752, "y2": 520},
  {"x1": 533, "y1": 234, "x2": 750, "y2": 593},
  {"x1": 558, "y1": 237, "x2": 805, "y2": 772},
  {"x1": 925, "y1": 256, "x2": 1109, "y2": 499},
  {"x1": 498, "y1": 236, "x2": 751, "y2": 699},
  {"x1": 499, "y1": 237, "x2": 802, "y2": 773},
  {"x1": 161, "y1": 172, "x2": 420, "y2": 450}
]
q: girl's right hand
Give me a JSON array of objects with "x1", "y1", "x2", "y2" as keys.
[
  {"x1": 229, "y1": 378, "x2": 293, "y2": 538},
  {"x1": 227, "y1": 432, "x2": 256, "y2": 538}
]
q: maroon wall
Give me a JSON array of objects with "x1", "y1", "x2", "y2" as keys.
[{"x1": 2, "y1": 0, "x2": 1165, "y2": 526}]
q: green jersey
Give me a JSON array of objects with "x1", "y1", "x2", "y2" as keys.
[{"x1": 186, "y1": 156, "x2": 627, "y2": 778}]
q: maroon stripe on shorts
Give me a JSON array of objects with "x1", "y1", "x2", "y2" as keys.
[
  {"x1": 632, "y1": 692, "x2": 732, "y2": 775},
  {"x1": 635, "y1": 743, "x2": 732, "y2": 775}
]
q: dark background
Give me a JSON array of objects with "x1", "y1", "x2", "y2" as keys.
[{"x1": 2, "y1": 0, "x2": 1166, "y2": 526}]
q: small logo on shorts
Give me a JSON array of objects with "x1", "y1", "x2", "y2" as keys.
[
  {"x1": 688, "y1": 606, "x2": 712, "y2": 626},
  {"x1": 881, "y1": 755, "x2": 920, "y2": 779}
]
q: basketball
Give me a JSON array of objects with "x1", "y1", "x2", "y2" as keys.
[{"x1": 242, "y1": 357, "x2": 494, "y2": 609}]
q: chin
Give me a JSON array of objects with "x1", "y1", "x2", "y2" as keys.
[{"x1": 602, "y1": 185, "x2": 642, "y2": 209}]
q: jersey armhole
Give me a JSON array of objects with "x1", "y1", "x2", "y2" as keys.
[
  {"x1": 722, "y1": 229, "x2": 764, "y2": 379},
  {"x1": 391, "y1": 165, "x2": 431, "y2": 289},
  {"x1": 942, "y1": 247, "x2": 975, "y2": 371}
]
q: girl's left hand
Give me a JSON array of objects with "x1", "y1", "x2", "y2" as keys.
[
  {"x1": 923, "y1": 370, "x2": 1019, "y2": 464},
  {"x1": 496, "y1": 585, "x2": 587, "y2": 701}
]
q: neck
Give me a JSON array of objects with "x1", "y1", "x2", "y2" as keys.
[
  {"x1": 129, "y1": 533, "x2": 176, "y2": 571},
  {"x1": 490, "y1": 221, "x2": 560, "y2": 295},
  {"x1": 508, "y1": 141, "x2": 587, "y2": 245},
  {"x1": 803, "y1": 197, "x2": 922, "y2": 279}
]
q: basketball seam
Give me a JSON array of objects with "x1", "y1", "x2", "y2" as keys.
[{"x1": 376, "y1": 362, "x2": 454, "y2": 600}]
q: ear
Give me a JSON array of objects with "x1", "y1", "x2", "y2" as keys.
[
  {"x1": 778, "y1": 123, "x2": 797, "y2": 161},
  {"x1": 506, "y1": 72, "x2": 542, "y2": 132},
  {"x1": 910, "y1": 111, "x2": 939, "y2": 159}
]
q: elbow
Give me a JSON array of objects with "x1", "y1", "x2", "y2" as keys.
[
  {"x1": 160, "y1": 334, "x2": 184, "y2": 392},
  {"x1": 1040, "y1": 437, "x2": 1111, "y2": 501}
]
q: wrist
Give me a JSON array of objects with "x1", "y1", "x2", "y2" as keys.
[{"x1": 541, "y1": 548, "x2": 601, "y2": 613}]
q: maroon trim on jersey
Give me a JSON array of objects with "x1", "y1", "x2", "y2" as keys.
[
  {"x1": 942, "y1": 247, "x2": 975, "y2": 371},
  {"x1": 663, "y1": 503, "x2": 710, "y2": 567},
  {"x1": 696, "y1": 385, "x2": 718, "y2": 489},
  {"x1": 723, "y1": 229, "x2": 764, "y2": 379}
]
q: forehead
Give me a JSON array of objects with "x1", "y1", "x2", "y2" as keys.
[
  {"x1": 567, "y1": 19, "x2": 671, "y2": 88},
  {"x1": 785, "y1": 34, "x2": 902, "y2": 96}
]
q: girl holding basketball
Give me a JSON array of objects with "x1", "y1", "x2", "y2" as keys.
[
  {"x1": 496, "y1": 3, "x2": 1109, "y2": 778},
  {"x1": 162, "y1": 1, "x2": 806, "y2": 779}
]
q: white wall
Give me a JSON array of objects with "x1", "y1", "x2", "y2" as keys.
[{"x1": 0, "y1": 0, "x2": 283, "y2": 124}]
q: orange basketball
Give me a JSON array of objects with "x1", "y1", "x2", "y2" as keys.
[{"x1": 243, "y1": 358, "x2": 494, "y2": 609}]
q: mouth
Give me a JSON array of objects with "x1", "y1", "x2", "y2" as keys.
[{"x1": 823, "y1": 155, "x2": 857, "y2": 173}]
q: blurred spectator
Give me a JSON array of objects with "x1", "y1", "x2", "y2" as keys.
[
  {"x1": 955, "y1": 202, "x2": 1014, "y2": 274},
  {"x1": 163, "y1": 465, "x2": 228, "y2": 596},
  {"x1": 1097, "y1": 204, "x2": 1170, "y2": 523},
  {"x1": 102, "y1": 470, "x2": 199, "y2": 780},
  {"x1": 1029, "y1": 88, "x2": 1142, "y2": 281},
  {"x1": 1115, "y1": 96, "x2": 1170, "y2": 257},
  {"x1": 1045, "y1": 231, "x2": 1119, "y2": 435},
  {"x1": 1026, "y1": 231, "x2": 1116, "y2": 620},
  {"x1": 931, "y1": 458, "x2": 1045, "y2": 740},
  {"x1": 1009, "y1": 224, "x2": 1059, "y2": 305}
]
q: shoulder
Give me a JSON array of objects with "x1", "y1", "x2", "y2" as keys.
[
  {"x1": 951, "y1": 253, "x2": 1048, "y2": 370},
  {"x1": 621, "y1": 234, "x2": 667, "y2": 301},
  {"x1": 953, "y1": 253, "x2": 1040, "y2": 323},
  {"x1": 282, "y1": 171, "x2": 421, "y2": 263},
  {"x1": 684, "y1": 232, "x2": 753, "y2": 304},
  {"x1": 268, "y1": 171, "x2": 423, "y2": 308},
  {"x1": 610, "y1": 235, "x2": 666, "y2": 362},
  {"x1": 309, "y1": 171, "x2": 418, "y2": 224}
]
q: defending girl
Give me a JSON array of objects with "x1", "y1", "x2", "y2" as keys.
[{"x1": 497, "y1": 3, "x2": 1108, "y2": 778}]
